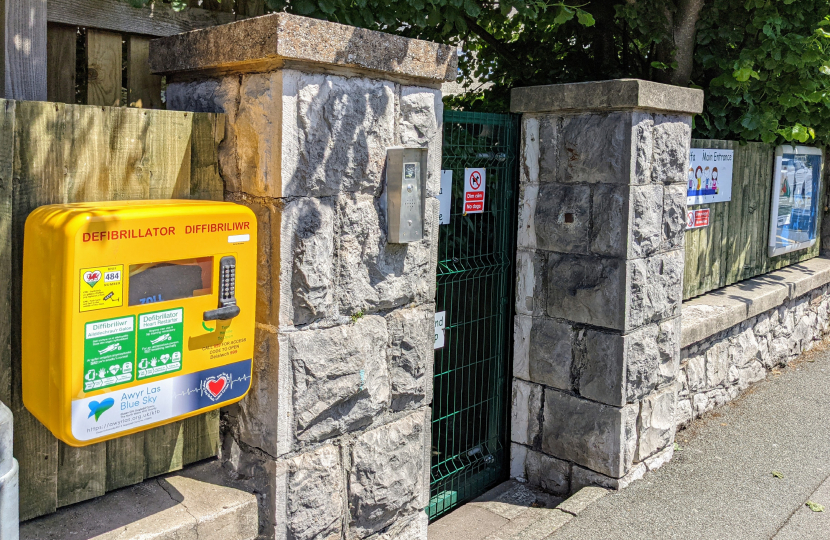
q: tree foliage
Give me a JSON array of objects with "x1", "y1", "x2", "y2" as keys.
[
  {"x1": 133, "y1": 0, "x2": 830, "y2": 145},
  {"x1": 693, "y1": 0, "x2": 830, "y2": 145}
]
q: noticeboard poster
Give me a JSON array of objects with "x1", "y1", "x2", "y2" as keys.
[
  {"x1": 688, "y1": 148, "x2": 734, "y2": 205},
  {"x1": 769, "y1": 146, "x2": 823, "y2": 257}
]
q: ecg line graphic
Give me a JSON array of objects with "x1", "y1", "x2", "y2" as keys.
[{"x1": 173, "y1": 372, "x2": 252, "y2": 400}]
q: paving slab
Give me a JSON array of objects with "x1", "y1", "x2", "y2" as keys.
[
  {"x1": 429, "y1": 481, "x2": 564, "y2": 540},
  {"x1": 546, "y1": 340, "x2": 830, "y2": 540},
  {"x1": 19, "y1": 460, "x2": 257, "y2": 540}
]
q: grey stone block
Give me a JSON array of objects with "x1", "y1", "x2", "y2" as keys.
[
  {"x1": 535, "y1": 183, "x2": 591, "y2": 254},
  {"x1": 400, "y1": 86, "x2": 443, "y2": 197},
  {"x1": 662, "y1": 184, "x2": 687, "y2": 251},
  {"x1": 290, "y1": 315, "x2": 390, "y2": 443},
  {"x1": 541, "y1": 390, "x2": 638, "y2": 478},
  {"x1": 366, "y1": 512, "x2": 427, "y2": 540},
  {"x1": 286, "y1": 72, "x2": 396, "y2": 197},
  {"x1": 560, "y1": 113, "x2": 630, "y2": 184},
  {"x1": 538, "y1": 116, "x2": 559, "y2": 183},
  {"x1": 336, "y1": 193, "x2": 434, "y2": 315},
  {"x1": 517, "y1": 184, "x2": 539, "y2": 250},
  {"x1": 590, "y1": 184, "x2": 627, "y2": 257},
  {"x1": 281, "y1": 196, "x2": 335, "y2": 326},
  {"x1": 521, "y1": 116, "x2": 541, "y2": 184},
  {"x1": 525, "y1": 449, "x2": 570, "y2": 495},
  {"x1": 282, "y1": 445, "x2": 345, "y2": 540},
  {"x1": 629, "y1": 183, "x2": 663, "y2": 258},
  {"x1": 625, "y1": 249, "x2": 683, "y2": 330},
  {"x1": 514, "y1": 315, "x2": 532, "y2": 380},
  {"x1": 625, "y1": 319, "x2": 680, "y2": 403},
  {"x1": 386, "y1": 306, "x2": 434, "y2": 411},
  {"x1": 576, "y1": 329, "x2": 625, "y2": 407},
  {"x1": 516, "y1": 250, "x2": 547, "y2": 317},
  {"x1": 570, "y1": 462, "x2": 647, "y2": 493},
  {"x1": 636, "y1": 385, "x2": 677, "y2": 461},
  {"x1": 643, "y1": 443, "x2": 675, "y2": 471},
  {"x1": 349, "y1": 411, "x2": 427, "y2": 537},
  {"x1": 511, "y1": 379, "x2": 542, "y2": 446},
  {"x1": 631, "y1": 114, "x2": 654, "y2": 185},
  {"x1": 510, "y1": 79, "x2": 704, "y2": 115},
  {"x1": 528, "y1": 317, "x2": 574, "y2": 390},
  {"x1": 545, "y1": 253, "x2": 625, "y2": 330},
  {"x1": 651, "y1": 115, "x2": 692, "y2": 184}
]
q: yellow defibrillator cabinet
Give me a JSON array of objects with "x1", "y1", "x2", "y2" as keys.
[{"x1": 21, "y1": 200, "x2": 257, "y2": 446}]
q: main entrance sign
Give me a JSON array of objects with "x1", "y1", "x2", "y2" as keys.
[{"x1": 21, "y1": 200, "x2": 257, "y2": 446}]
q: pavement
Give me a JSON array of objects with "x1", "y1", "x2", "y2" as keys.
[
  {"x1": 428, "y1": 480, "x2": 608, "y2": 540},
  {"x1": 548, "y1": 339, "x2": 830, "y2": 540}
]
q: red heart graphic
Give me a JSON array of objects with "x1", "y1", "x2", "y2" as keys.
[{"x1": 207, "y1": 378, "x2": 226, "y2": 397}]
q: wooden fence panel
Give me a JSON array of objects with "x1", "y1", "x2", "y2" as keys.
[
  {"x1": 86, "y1": 29, "x2": 122, "y2": 107},
  {"x1": 127, "y1": 36, "x2": 162, "y2": 109},
  {"x1": 0, "y1": 100, "x2": 226, "y2": 520},
  {"x1": 46, "y1": 25, "x2": 77, "y2": 104},
  {"x1": 684, "y1": 140, "x2": 824, "y2": 299}
]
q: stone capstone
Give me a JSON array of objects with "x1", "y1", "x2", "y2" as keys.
[
  {"x1": 349, "y1": 411, "x2": 427, "y2": 537},
  {"x1": 289, "y1": 315, "x2": 390, "y2": 444}
]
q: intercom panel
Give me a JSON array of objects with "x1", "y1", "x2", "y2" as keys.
[
  {"x1": 386, "y1": 147, "x2": 428, "y2": 243},
  {"x1": 21, "y1": 200, "x2": 257, "y2": 446}
]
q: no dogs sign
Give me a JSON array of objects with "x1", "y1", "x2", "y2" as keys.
[{"x1": 464, "y1": 168, "x2": 486, "y2": 214}]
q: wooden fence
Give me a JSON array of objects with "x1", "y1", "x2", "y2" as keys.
[
  {"x1": 684, "y1": 139, "x2": 825, "y2": 299},
  {"x1": 0, "y1": 99, "x2": 226, "y2": 520},
  {"x1": 5, "y1": 0, "x2": 269, "y2": 105}
]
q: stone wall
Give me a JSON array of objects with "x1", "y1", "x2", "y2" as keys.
[
  {"x1": 509, "y1": 80, "x2": 704, "y2": 493},
  {"x1": 678, "y1": 281, "x2": 830, "y2": 428},
  {"x1": 154, "y1": 13, "x2": 455, "y2": 540}
]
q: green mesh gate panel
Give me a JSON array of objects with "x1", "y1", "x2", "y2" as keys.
[{"x1": 428, "y1": 110, "x2": 519, "y2": 520}]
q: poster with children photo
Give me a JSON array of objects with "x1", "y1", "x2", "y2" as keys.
[{"x1": 688, "y1": 148, "x2": 734, "y2": 205}]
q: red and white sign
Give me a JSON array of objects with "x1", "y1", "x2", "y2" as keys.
[
  {"x1": 687, "y1": 208, "x2": 710, "y2": 229},
  {"x1": 463, "y1": 168, "x2": 486, "y2": 214}
]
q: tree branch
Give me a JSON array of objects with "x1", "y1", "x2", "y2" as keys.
[
  {"x1": 670, "y1": 0, "x2": 705, "y2": 85},
  {"x1": 462, "y1": 15, "x2": 522, "y2": 66}
]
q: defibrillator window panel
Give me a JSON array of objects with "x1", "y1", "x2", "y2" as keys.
[
  {"x1": 128, "y1": 257, "x2": 213, "y2": 306},
  {"x1": 21, "y1": 201, "x2": 257, "y2": 447}
]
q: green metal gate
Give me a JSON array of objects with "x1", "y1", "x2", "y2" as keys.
[{"x1": 428, "y1": 110, "x2": 519, "y2": 519}]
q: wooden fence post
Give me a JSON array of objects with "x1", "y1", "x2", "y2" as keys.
[{"x1": 3, "y1": 0, "x2": 47, "y2": 101}]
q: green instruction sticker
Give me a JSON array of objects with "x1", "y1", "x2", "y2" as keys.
[
  {"x1": 137, "y1": 308, "x2": 183, "y2": 380},
  {"x1": 84, "y1": 316, "x2": 136, "y2": 392}
]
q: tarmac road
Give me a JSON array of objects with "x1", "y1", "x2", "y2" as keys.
[{"x1": 547, "y1": 340, "x2": 830, "y2": 540}]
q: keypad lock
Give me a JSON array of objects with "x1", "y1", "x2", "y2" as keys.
[{"x1": 204, "y1": 256, "x2": 240, "y2": 321}]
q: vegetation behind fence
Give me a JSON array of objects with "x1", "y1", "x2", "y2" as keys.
[
  {"x1": 684, "y1": 139, "x2": 825, "y2": 300},
  {"x1": 0, "y1": 99, "x2": 225, "y2": 520}
]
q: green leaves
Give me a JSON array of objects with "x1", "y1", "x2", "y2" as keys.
[{"x1": 807, "y1": 501, "x2": 825, "y2": 512}]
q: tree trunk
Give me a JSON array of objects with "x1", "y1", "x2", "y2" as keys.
[{"x1": 670, "y1": 0, "x2": 705, "y2": 85}]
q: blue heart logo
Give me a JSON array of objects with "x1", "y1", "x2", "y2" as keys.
[{"x1": 88, "y1": 398, "x2": 115, "y2": 421}]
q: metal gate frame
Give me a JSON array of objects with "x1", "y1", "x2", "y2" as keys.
[{"x1": 428, "y1": 110, "x2": 519, "y2": 520}]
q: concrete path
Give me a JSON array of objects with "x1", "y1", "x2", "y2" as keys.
[{"x1": 548, "y1": 340, "x2": 830, "y2": 540}]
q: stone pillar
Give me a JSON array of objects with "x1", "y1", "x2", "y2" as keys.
[
  {"x1": 509, "y1": 80, "x2": 703, "y2": 492},
  {"x1": 150, "y1": 14, "x2": 455, "y2": 539}
]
